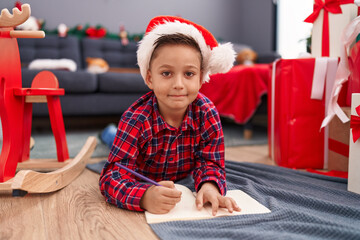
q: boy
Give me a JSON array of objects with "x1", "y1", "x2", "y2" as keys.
[{"x1": 100, "y1": 16, "x2": 240, "y2": 215}]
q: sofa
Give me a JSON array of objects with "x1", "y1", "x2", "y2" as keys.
[
  {"x1": 18, "y1": 35, "x2": 149, "y2": 117},
  {"x1": 17, "y1": 35, "x2": 278, "y2": 120}
]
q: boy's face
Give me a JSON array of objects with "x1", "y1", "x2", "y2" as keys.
[{"x1": 146, "y1": 44, "x2": 203, "y2": 118}]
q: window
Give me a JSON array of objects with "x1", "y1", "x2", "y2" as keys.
[{"x1": 276, "y1": 0, "x2": 313, "y2": 58}]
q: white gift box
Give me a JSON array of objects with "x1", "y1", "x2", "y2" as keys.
[
  {"x1": 348, "y1": 93, "x2": 360, "y2": 194},
  {"x1": 311, "y1": 3, "x2": 358, "y2": 57}
]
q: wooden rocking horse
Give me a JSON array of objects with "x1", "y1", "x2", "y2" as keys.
[{"x1": 0, "y1": 4, "x2": 97, "y2": 195}]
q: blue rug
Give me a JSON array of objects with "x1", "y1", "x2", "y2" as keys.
[
  {"x1": 29, "y1": 129, "x2": 110, "y2": 159},
  {"x1": 86, "y1": 161, "x2": 360, "y2": 240},
  {"x1": 150, "y1": 162, "x2": 360, "y2": 240}
]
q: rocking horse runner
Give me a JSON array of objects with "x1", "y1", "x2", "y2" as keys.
[{"x1": 0, "y1": 4, "x2": 97, "y2": 195}]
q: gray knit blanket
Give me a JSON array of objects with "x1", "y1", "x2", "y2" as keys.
[{"x1": 149, "y1": 161, "x2": 360, "y2": 240}]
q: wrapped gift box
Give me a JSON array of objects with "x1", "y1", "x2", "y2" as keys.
[
  {"x1": 348, "y1": 93, "x2": 360, "y2": 194},
  {"x1": 328, "y1": 107, "x2": 351, "y2": 171},
  {"x1": 269, "y1": 58, "x2": 338, "y2": 169},
  {"x1": 306, "y1": 1, "x2": 358, "y2": 57}
]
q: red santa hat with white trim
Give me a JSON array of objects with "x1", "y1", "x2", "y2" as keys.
[{"x1": 137, "y1": 16, "x2": 236, "y2": 83}]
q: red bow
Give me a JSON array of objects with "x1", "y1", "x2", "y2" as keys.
[
  {"x1": 85, "y1": 27, "x2": 107, "y2": 38},
  {"x1": 351, "y1": 105, "x2": 360, "y2": 143},
  {"x1": 304, "y1": 0, "x2": 354, "y2": 56}
]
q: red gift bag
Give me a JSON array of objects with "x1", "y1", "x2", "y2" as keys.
[{"x1": 268, "y1": 58, "x2": 338, "y2": 169}]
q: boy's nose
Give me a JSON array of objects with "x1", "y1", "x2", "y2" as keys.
[{"x1": 173, "y1": 74, "x2": 184, "y2": 89}]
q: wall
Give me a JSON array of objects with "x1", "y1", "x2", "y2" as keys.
[{"x1": 0, "y1": 0, "x2": 276, "y2": 53}]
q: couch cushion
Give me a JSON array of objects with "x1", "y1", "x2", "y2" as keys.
[
  {"x1": 82, "y1": 38, "x2": 138, "y2": 68},
  {"x1": 22, "y1": 69, "x2": 97, "y2": 94},
  {"x1": 98, "y1": 72, "x2": 149, "y2": 93},
  {"x1": 17, "y1": 35, "x2": 83, "y2": 68}
]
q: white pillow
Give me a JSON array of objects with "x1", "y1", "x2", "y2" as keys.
[{"x1": 28, "y1": 59, "x2": 77, "y2": 72}]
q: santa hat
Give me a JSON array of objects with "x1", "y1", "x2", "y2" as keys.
[{"x1": 137, "y1": 16, "x2": 236, "y2": 83}]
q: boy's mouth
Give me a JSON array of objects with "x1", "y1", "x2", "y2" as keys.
[{"x1": 169, "y1": 94, "x2": 187, "y2": 98}]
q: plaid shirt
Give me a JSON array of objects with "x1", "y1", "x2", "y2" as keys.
[{"x1": 99, "y1": 91, "x2": 226, "y2": 211}]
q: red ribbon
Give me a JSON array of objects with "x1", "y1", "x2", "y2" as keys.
[
  {"x1": 304, "y1": 0, "x2": 354, "y2": 56},
  {"x1": 351, "y1": 105, "x2": 360, "y2": 143},
  {"x1": 329, "y1": 138, "x2": 350, "y2": 157}
]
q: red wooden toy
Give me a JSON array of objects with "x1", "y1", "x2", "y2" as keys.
[{"x1": 0, "y1": 4, "x2": 96, "y2": 194}]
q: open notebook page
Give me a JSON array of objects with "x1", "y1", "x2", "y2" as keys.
[{"x1": 145, "y1": 184, "x2": 271, "y2": 224}]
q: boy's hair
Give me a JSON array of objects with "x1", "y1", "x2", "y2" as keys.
[
  {"x1": 137, "y1": 16, "x2": 235, "y2": 83},
  {"x1": 149, "y1": 33, "x2": 203, "y2": 70}
]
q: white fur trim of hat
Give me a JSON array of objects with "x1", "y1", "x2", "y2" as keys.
[{"x1": 137, "y1": 16, "x2": 236, "y2": 83}]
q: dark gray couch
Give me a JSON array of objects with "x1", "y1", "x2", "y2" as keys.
[
  {"x1": 18, "y1": 35, "x2": 149, "y2": 117},
  {"x1": 18, "y1": 35, "x2": 278, "y2": 119}
]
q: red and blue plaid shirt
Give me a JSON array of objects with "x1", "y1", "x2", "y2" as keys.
[{"x1": 99, "y1": 91, "x2": 226, "y2": 211}]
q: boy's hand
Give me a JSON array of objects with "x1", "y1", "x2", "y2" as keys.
[
  {"x1": 140, "y1": 181, "x2": 182, "y2": 214},
  {"x1": 196, "y1": 182, "x2": 241, "y2": 216}
]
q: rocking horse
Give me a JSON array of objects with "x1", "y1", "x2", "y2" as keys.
[{"x1": 0, "y1": 4, "x2": 97, "y2": 195}]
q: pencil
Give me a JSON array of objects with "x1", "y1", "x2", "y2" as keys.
[{"x1": 115, "y1": 162, "x2": 162, "y2": 186}]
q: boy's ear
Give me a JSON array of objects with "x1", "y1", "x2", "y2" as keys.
[{"x1": 145, "y1": 70, "x2": 153, "y2": 89}]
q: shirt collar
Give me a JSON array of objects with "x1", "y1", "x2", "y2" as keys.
[{"x1": 151, "y1": 93, "x2": 196, "y2": 133}]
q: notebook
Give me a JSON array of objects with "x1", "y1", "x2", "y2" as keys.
[{"x1": 145, "y1": 184, "x2": 271, "y2": 224}]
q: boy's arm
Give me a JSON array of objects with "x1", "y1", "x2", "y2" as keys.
[
  {"x1": 193, "y1": 108, "x2": 226, "y2": 195},
  {"x1": 99, "y1": 117, "x2": 151, "y2": 211}
]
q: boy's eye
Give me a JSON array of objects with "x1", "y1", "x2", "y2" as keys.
[
  {"x1": 185, "y1": 72, "x2": 194, "y2": 77},
  {"x1": 162, "y1": 71, "x2": 171, "y2": 77}
]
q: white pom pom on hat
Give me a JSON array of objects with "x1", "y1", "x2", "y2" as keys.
[{"x1": 137, "y1": 16, "x2": 236, "y2": 83}]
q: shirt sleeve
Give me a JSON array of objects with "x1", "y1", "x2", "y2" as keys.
[
  {"x1": 192, "y1": 107, "x2": 227, "y2": 195},
  {"x1": 99, "y1": 116, "x2": 151, "y2": 211}
]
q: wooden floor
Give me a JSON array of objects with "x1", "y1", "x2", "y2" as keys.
[{"x1": 0, "y1": 144, "x2": 272, "y2": 240}]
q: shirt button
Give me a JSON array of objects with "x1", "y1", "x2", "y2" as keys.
[{"x1": 169, "y1": 157, "x2": 173, "y2": 161}]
